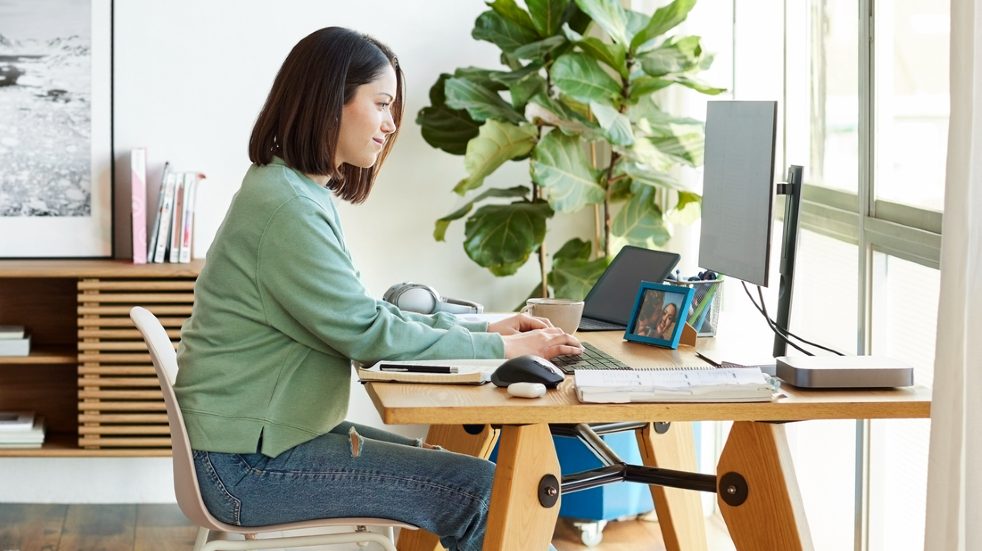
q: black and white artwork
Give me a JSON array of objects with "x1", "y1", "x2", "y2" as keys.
[{"x1": 0, "y1": 0, "x2": 111, "y2": 257}]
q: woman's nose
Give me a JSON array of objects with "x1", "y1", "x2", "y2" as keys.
[{"x1": 381, "y1": 111, "x2": 396, "y2": 134}]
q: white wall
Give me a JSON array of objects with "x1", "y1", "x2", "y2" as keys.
[{"x1": 1, "y1": 0, "x2": 591, "y2": 503}]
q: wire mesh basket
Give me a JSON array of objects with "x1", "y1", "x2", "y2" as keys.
[{"x1": 665, "y1": 277, "x2": 723, "y2": 337}]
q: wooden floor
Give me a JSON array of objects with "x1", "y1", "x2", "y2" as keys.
[{"x1": 0, "y1": 504, "x2": 735, "y2": 551}]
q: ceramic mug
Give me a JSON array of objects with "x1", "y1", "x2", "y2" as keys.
[{"x1": 521, "y1": 298, "x2": 585, "y2": 334}]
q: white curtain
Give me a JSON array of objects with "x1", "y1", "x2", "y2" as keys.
[{"x1": 923, "y1": 1, "x2": 982, "y2": 549}]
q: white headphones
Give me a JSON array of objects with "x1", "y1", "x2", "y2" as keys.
[{"x1": 382, "y1": 282, "x2": 484, "y2": 315}]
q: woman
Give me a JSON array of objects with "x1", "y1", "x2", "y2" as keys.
[{"x1": 174, "y1": 27, "x2": 581, "y2": 551}]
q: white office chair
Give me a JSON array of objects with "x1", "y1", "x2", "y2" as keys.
[{"x1": 130, "y1": 306, "x2": 417, "y2": 551}]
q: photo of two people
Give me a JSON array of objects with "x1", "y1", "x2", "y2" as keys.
[
  {"x1": 625, "y1": 282, "x2": 695, "y2": 349},
  {"x1": 633, "y1": 289, "x2": 684, "y2": 340}
]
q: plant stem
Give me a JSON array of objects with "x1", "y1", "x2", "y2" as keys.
[{"x1": 534, "y1": 120, "x2": 548, "y2": 298}]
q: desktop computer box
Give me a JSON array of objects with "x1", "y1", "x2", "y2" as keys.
[{"x1": 775, "y1": 355, "x2": 914, "y2": 388}]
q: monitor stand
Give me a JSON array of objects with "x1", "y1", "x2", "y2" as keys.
[{"x1": 773, "y1": 165, "x2": 804, "y2": 357}]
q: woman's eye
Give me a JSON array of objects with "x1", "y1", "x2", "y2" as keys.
[{"x1": 377, "y1": 102, "x2": 390, "y2": 110}]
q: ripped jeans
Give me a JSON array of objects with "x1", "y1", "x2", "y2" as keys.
[{"x1": 192, "y1": 420, "x2": 495, "y2": 551}]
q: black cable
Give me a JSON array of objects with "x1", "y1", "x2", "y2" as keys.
[
  {"x1": 740, "y1": 282, "x2": 812, "y2": 355},
  {"x1": 755, "y1": 286, "x2": 846, "y2": 356},
  {"x1": 740, "y1": 281, "x2": 847, "y2": 356}
]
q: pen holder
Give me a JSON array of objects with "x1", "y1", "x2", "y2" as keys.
[{"x1": 664, "y1": 277, "x2": 723, "y2": 337}]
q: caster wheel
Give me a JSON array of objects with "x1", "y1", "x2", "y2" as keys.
[{"x1": 576, "y1": 521, "x2": 607, "y2": 547}]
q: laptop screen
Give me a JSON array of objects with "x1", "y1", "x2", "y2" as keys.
[{"x1": 582, "y1": 246, "x2": 681, "y2": 325}]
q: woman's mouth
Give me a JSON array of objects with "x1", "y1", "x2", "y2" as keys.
[{"x1": 372, "y1": 137, "x2": 385, "y2": 147}]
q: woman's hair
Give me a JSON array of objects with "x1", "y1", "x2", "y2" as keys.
[{"x1": 249, "y1": 27, "x2": 405, "y2": 203}]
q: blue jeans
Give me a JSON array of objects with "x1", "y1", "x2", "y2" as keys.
[{"x1": 193, "y1": 420, "x2": 495, "y2": 551}]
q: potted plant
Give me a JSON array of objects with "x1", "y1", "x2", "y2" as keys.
[{"x1": 417, "y1": 0, "x2": 723, "y2": 302}]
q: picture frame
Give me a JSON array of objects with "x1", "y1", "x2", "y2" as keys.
[
  {"x1": 0, "y1": 0, "x2": 114, "y2": 258},
  {"x1": 624, "y1": 281, "x2": 695, "y2": 349}
]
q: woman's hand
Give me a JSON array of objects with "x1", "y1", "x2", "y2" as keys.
[
  {"x1": 487, "y1": 313, "x2": 553, "y2": 335},
  {"x1": 501, "y1": 327, "x2": 583, "y2": 359}
]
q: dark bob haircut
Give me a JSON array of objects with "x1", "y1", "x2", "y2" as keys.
[{"x1": 249, "y1": 27, "x2": 405, "y2": 203}]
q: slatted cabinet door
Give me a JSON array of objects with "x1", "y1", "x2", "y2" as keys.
[{"x1": 77, "y1": 278, "x2": 195, "y2": 450}]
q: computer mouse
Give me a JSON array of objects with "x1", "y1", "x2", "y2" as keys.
[
  {"x1": 491, "y1": 355, "x2": 564, "y2": 388},
  {"x1": 507, "y1": 382, "x2": 547, "y2": 398}
]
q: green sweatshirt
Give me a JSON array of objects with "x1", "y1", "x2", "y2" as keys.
[{"x1": 175, "y1": 158, "x2": 504, "y2": 457}]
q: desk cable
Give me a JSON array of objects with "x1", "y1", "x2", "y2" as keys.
[{"x1": 741, "y1": 282, "x2": 846, "y2": 357}]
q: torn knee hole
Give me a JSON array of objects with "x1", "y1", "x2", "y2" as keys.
[{"x1": 349, "y1": 426, "x2": 364, "y2": 458}]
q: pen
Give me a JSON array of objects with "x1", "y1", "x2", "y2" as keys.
[{"x1": 379, "y1": 364, "x2": 459, "y2": 374}]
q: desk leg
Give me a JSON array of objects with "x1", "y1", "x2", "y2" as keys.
[
  {"x1": 717, "y1": 421, "x2": 813, "y2": 551},
  {"x1": 636, "y1": 422, "x2": 709, "y2": 551},
  {"x1": 483, "y1": 423, "x2": 561, "y2": 551},
  {"x1": 398, "y1": 424, "x2": 500, "y2": 551}
]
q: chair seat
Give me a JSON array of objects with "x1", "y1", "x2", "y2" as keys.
[{"x1": 211, "y1": 516, "x2": 418, "y2": 534}]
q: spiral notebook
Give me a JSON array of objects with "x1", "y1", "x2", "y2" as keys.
[{"x1": 574, "y1": 367, "x2": 778, "y2": 403}]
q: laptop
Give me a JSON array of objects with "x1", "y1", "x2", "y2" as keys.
[{"x1": 577, "y1": 246, "x2": 681, "y2": 332}]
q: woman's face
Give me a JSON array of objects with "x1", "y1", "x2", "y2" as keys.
[{"x1": 336, "y1": 64, "x2": 398, "y2": 169}]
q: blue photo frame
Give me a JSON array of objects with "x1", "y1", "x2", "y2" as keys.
[{"x1": 624, "y1": 281, "x2": 695, "y2": 349}]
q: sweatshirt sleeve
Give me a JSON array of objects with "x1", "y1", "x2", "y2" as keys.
[
  {"x1": 395, "y1": 307, "x2": 491, "y2": 333},
  {"x1": 256, "y1": 197, "x2": 503, "y2": 364}
]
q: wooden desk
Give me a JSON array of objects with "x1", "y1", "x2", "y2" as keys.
[{"x1": 364, "y1": 332, "x2": 931, "y2": 551}]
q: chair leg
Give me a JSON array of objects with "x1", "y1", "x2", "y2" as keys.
[{"x1": 192, "y1": 527, "x2": 210, "y2": 551}]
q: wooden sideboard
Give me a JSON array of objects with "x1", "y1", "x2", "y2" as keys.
[{"x1": 0, "y1": 260, "x2": 204, "y2": 457}]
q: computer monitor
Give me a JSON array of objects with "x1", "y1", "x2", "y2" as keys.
[{"x1": 698, "y1": 101, "x2": 778, "y2": 287}]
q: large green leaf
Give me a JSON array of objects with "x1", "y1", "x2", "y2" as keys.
[
  {"x1": 630, "y1": 0, "x2": 697, "y2": 53},
  {"x1": 611, "y1": 186, "x2": 671, "y2": 247},
  {"x1": 615, "y1": 161, "x2": 685, "y2": 191},
  {"x1": 434, "y1": 185, "x2": 530, "y2": 241},
  {"x1": 550, "y1": 53, "x2": 622, "y2": 107},
  {"x1": 526, "y1": 94, "x2": 601, "y2": 138},
  {"x1": 624, "y1": 10, "x2": 651, "y2": 38},
  {"x1": 472, "y1": 10, "x2": 540, "y2": 53},
  {"x1": 647, "y1": 127, "x2": 704, "y2": 167},
  {"x1": 550, "y1": 238, "x2": 609, "y2": 300},
  {"x1": 510, "y1": 35, "x2": 567, "y2": 61},
  {"x1": 638, "y1": 36, "x2": 704, "y2": 77},
  {"x1": 572, "y1": 0, "x2": 629, "y2": 45},
  {"x1": 454, "y1": 120, "x2": 538, "y2": 195},
  {"x1": 464, "y1": 201, "x2": 554, "y2": 276},
  {"x1": 670, "y1": 75, "x2": 727, "y2": 95},
  {"x1": 527, "y1": 0, "x2": 570, "y2": 36},
  {"x1": 562, "y1": 24, "x2": 627, "y2": 77},
  {"x1": 531, "y1": 130, "x2": 605, "y2": 212},
  {"x1": 589, "y1": 101, "x2": 634, "y2": 146},
  {"x1": 453, "y1": 66, "x2": 509, "y2": 91},
  {"x1": 665, "y1": 190, "x2": 701, "y2": 225},
  {"x1": 628, "y1": 75, "x2": 672, "y2": 103},
  {"x1": 487, "y1": 0, "x2": 537, "y2": 32},
  {"x1": 416, "y1": 75, "x2": 482, "y2": 155},
  {"x1": 444, "y1": 77, "x2": 525, "y2": 124},
  {"x1": 508, "y1": 74, "x2": 547, "y2": 112}
]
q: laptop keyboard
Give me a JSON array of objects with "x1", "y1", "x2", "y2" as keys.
[
  {"x1": 577, "y1": 317, "x2": 626, "y2": 331},
  {"x1": 551, "y1": 342, "x2": 631, "y2": 374}
]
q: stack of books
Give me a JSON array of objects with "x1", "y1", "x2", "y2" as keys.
[
  {"x1": 131, "y1": 148, "x2": 205, "y2": 264},
  {"x1": 0, "y1": 325, "x2": 30, "y2": 356},
  {"x1": 0, "y1": 412, "x2": 45, "y2": 449}
]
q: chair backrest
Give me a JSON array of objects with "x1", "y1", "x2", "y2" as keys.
[{"x1": 130, "y1": 306, "x2": 226, "y2": 531}]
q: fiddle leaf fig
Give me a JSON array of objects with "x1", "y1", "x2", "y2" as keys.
[
  {"x1": 531, "y1": 130, "x2": 605, "y2": 212},
  {"x1": 454, "y1": 120, "x2": 538, "y2": 195},
  {"x1": 434, "y1": 185, "x2": 530, "y2": 241},
  {"x1": 550, "y1": 53, "x2": 622, "y2": 107},
  {"x1": 421, "y1": 0, "x2": 722, "y2": 296},
  {"x1": 464, "y1": 201, "x2": 553, "y2": 276}
]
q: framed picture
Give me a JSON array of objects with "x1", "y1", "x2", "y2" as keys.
[
  {"x1": 0, "y1": 0, "x2": 113, "y2": 258},
  {"x1": 624, "y1": 281, "x2": 695, "y2": 349}
]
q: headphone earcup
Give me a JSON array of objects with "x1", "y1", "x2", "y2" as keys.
[{"x1": 395, "y1": 286, "x2": 439, "y2": 314}]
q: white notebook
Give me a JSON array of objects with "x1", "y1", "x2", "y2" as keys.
[{"x1": 575, "y1": 367, "x2": 777, "y2": 403}]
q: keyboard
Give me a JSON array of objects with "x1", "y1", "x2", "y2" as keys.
[{"x1": 551, "y1": 342, "x2": 631, "y2": 374}]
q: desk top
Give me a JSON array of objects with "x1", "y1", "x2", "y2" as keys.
[{"x1": 365, "y1": 332, "x2": 931, "y2": 425}]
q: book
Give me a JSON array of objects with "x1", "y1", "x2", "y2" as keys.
[
  {"x1": 168, "y1": 172, "x2": 185, "y2": 263},
  {"x1": 0, "y1": 411, "x2": 34, "y2": 431},
  {"x1": 152, "y1": 170, "x2": 177, "y2": 263},
  {"x1": 147, "y1": 162, "x2": 170, "y2": 262},
  {"x1": 0, "y1": 325, "x2": 25, "y2": 339},
  {"x1": 574, "y1": 367, "x2": 777, "y2": 403},
  {"x1": 0, "y1": 334, "x2": 30, "y2": 356},
  {"x1": 0, "y1": 416, "x2": 44, "y2": 447},
  {"x1": 178, "y1": 172, "x2": 199, "y2": 263},
  {"x1": 356, "y1": 359, "x2": 501, "y2": 385},
  {"x1": 130, "y1": 148, "x2": 148, "y2": 264}
]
